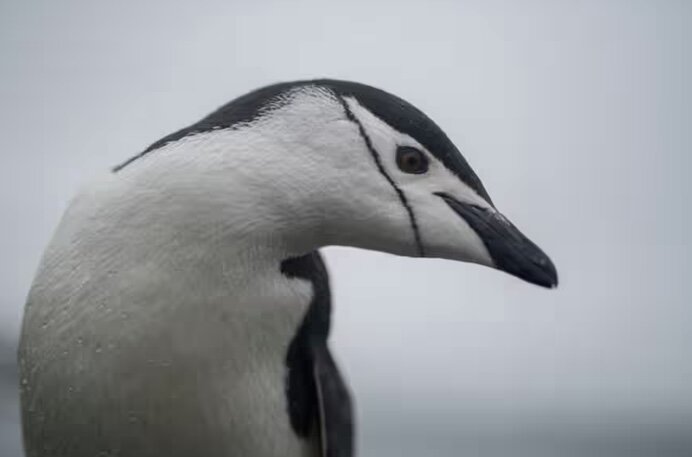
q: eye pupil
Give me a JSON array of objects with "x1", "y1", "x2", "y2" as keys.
[{"x1": 396, "y1": 146, "x2": 428, "y2": 174}]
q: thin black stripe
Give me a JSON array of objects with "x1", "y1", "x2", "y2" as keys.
[{"x1": 336, "y1": 95, "x2": 425, "y2": 257}]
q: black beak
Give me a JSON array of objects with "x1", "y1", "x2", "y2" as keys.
[{"x1": 435, "y1": 193, "x2": 558, "y2": 288}]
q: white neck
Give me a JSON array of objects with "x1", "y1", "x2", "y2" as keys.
[{"x1": 22, "y1": 103, "x2": 351, "y2": 454}]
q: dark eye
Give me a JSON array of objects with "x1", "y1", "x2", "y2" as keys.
[{"x1": 396, "y1": 146, "x2": 429, "y2": 174}]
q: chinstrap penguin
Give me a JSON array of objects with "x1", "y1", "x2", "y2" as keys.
[{"x1": 19, "y1": 79, "x2": 558, "y2": 457}]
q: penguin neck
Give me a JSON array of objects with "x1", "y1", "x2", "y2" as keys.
[
  {"x1": 46, "y1": 133, "x2": 327, "y2": 362},
  {"x1": 108, "y1": 97, "x2": 358, "y2": 263},
  {"x1": 22, "y1": 151, "x2": 321, "y2": 457},
  {"x1": 108, "y1": 136, "x2": 327, "y2": 270}
]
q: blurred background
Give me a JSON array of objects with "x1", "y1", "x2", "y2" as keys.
[{"x1": 1, "y1": 0, "x2": 690, "y2": 455}]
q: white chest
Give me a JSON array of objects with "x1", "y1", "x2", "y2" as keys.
[{"x1": 20, "y1": 192, "x2": 317, "y2": 456}]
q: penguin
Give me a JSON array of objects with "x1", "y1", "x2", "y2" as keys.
[{"x1": 19, "y1": 79, "x2": 558, "y2": 457}]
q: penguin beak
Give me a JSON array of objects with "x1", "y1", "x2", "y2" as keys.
[{"x1": 435, "y1": 193, "x2": 558, "y2": 288}]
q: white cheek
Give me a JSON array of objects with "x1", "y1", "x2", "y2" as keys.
[
  {"x1": 343, "y1": 96, "x2": 494, "y2": 263},
  {"x1": 410, "y1": 192, "x2": 493, "y2": 265},
  {"x1": 398, "y1": 164, "x2": 493, "y2": 264}
]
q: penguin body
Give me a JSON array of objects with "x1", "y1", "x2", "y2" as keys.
[{"x1": 20, "y1": 80, "x2": 557, "y2": 457}]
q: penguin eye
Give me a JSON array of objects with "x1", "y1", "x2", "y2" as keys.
[{"x1": 396, "y1": 146, "x2": 429, "y2": 174}]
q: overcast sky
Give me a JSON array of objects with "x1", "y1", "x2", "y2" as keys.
[{"x1": 1, "y1": 1, "x2": 691, "y2": 455}]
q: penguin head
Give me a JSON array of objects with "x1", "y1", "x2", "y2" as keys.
[
  {"x1": 314, "y1": 80, "x2": 557, "y2": 288},
  {"x1": 116, "y1": 80, "x2": 557, "y2": 288}
]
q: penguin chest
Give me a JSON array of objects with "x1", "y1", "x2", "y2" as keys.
[
  {"x1": 198, "y1": 272, "x2": 317, "y2": 456},
  {"x1": 149, "y1": 266, "x2": 318, "y2": 456},
  {"x1": 21, "y1": 259, "x2": 317, "y2": 457}
]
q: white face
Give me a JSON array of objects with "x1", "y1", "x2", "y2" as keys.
[{"x1": 335, "y1": 96, "x2": 494, "y2": 266}]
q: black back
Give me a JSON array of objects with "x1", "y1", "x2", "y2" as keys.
[{"x1": 282, "y1": 252, "x2": 354, "y2": 457}]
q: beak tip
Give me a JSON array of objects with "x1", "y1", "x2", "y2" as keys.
[
  {"x1": 496, "y1": 249, "x2": 558, "y2": 289},
  {"x1": 538, "y1": 275, "x2": 559, "y2": 289},
  {"x1": 527, "y1": 256, "x2": 559, "y2": 289}
]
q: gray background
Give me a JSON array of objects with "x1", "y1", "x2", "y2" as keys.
[{"x1": 1, "y1": 0, "x2": 690, "y2": 456}]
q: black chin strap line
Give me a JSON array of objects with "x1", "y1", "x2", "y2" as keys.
[{"x1": 336, "y1": 95, "x2": 425, "y2": 257}]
